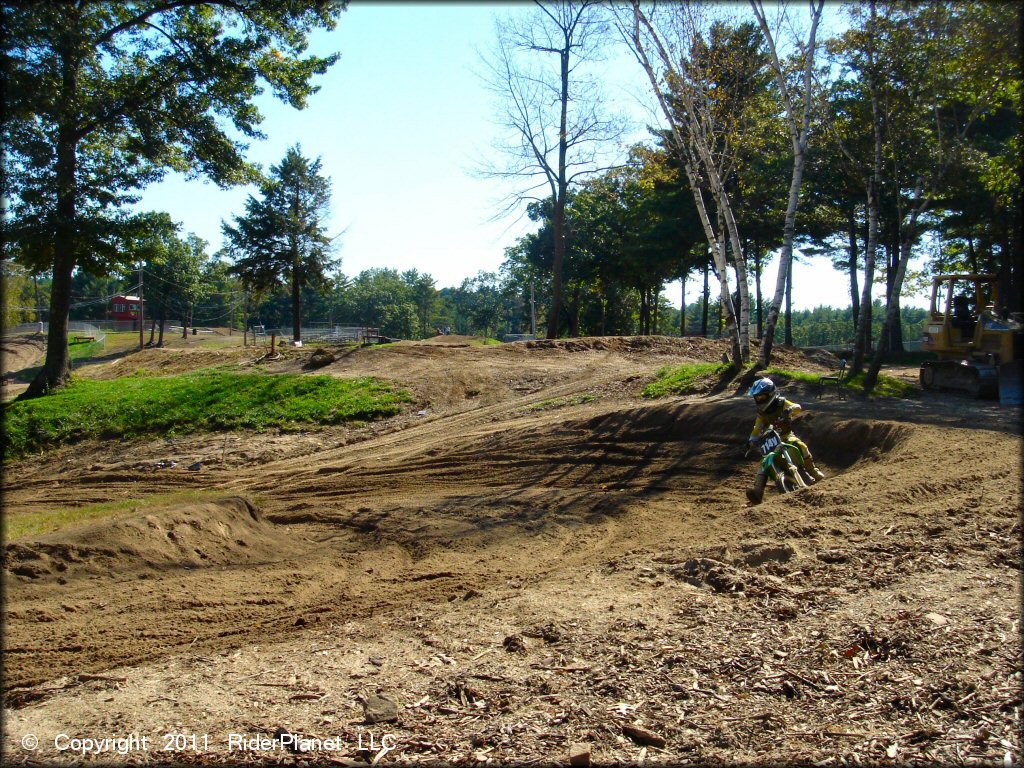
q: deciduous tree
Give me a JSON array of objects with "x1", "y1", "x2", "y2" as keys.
[
  {"x1": 749, "y1": 0, "x2": 825, "y2": 367},
  {"x1": 619, "y1": 3, "x2": 766, "y2": 364},
  {"x1": 481, "y1": 0, "x2": 622, "y2": 339}
]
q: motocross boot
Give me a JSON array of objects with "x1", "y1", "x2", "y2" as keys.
[
  {"x1": 746, "y1": 472, "x2": 768, "y2": 505},
  {"x1": 803, "y1": 455, "x2": 826, "y2": 482}
]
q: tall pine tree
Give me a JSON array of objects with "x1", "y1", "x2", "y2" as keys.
[{"x1": 223, "y1": 146, "x2": 337, "y2": 343}]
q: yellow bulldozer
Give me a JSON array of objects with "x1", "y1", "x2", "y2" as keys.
[{"x1": 919, "y1": 274, "x2": 1023, "y2": 403}]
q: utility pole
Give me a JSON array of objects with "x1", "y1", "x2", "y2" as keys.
[{"x1": 138, "y1": 262, "x2": 144, "y2": 350}]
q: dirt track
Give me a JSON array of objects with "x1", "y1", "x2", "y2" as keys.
[{"x1": 2, "y1": 336, "x2": 1021, "y2": 765}]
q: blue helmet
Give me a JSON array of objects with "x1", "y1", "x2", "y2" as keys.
[{"x1": 749, "y1": 377, "x2": 779, "y2": 413}]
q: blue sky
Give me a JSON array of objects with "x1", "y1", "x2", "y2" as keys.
[{"x1": 136, "y1": 2, "x2": 927, "y2": 311}]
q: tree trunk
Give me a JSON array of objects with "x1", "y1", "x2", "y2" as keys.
[
  {"x1": 885, "y1": 237, "x2": 904, "y2": 353},
  {"x1": 753, "y1": 240, "x2": 763, "y2": 339},
  {"x1": 640, "y1": 289, "x2": 647, "y2": 335},
  {"x1": 25, "y1": 250, "x2": 74, "y2": 399},
  {"x1": 889, "y1": 298, "x2": 904, "y2": 353},
  {"x1": 547, "y1": 197, "x2": 566, "y2": 339},
  {"x1": 852, "y1": 1, "x2": 883, "y2": 378},
  {"x1": 847, "y1": 211, "x2": 860, "y2": 331},
  {"x1": 568, "y1": 284, "x2": 581, "y2": 337},
  {"x1": 852, "y1": 181, "x2": 879, "y2": 376},
  {"x1": 700, "y1": 262, "x2": 709, "y2": 336},
  {"x1": 1010, "y1": 190, "x2": 1023, "y2": 313},
  {"x1": 784, "y1": 263, "x2": 793, "y2": 346},
  {"x1": 679, "y1": 273, "x2": 686, "y2": 336},
  {"x1": 22, "y1": 32, "x2": 78, "y2": 399},
  {"x1": 291, "y1": 249, "x2": 302, "y2": 343},
  {"x1": 758, "y1": 154, "x2": 807, "y2": 367},
  {"x1": 864, "y1": 183, "x2": 927, "y2": 391},
  {"x1": 704, "y1": 158, "x2": 747, "y2": 361},
  {"x1": 653, "y1": 284, "x2": 660, "y2": 335},
  {"x1": 546, "y1": 46, "x2": 571, "y2": 340},
  {"x1": 715, "y1": 193, "x2": 749, "y2": 359}
]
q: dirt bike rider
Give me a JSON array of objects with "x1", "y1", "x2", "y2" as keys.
[{"x1": 745, "y1": 378, "x2": 825, "y2": 504}]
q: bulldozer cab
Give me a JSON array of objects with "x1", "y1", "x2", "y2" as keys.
[{"x1": 925, "y1": 274, "x2": 997, "y2": 354}]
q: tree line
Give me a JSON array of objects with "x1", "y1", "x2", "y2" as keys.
[
  {"x1": 3, "y1": 1, "x2": 1019, "y2": 398},
  {"x1": 5, "y1": 250, "x2": 928, "y2": 352}
]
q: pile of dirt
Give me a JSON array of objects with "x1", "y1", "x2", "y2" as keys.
[{"x1": 3, "y1": 497, "x2": 300, "y2": 583}]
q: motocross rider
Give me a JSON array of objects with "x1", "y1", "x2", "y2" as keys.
[{"x1": 746, "y1": 378, "x2": 825, "y2": 504}]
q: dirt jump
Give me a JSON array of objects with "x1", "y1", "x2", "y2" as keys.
[{"x1": 2, "y1": 335, "x2": 1021, "y2": 766}]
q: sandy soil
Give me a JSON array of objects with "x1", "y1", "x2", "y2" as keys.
[{"x1": 2, "y1": 335, "x2": 1021, "y2": 766}]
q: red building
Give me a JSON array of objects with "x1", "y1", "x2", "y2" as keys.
[{"x1": 110, "y1": 295, "x2": 143, "y2": 327}]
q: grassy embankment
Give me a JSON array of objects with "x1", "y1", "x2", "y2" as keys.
[
  {"x1": 2, "y1": 369, "x2": 413, "y2": 461},
  {"x1": 643, "y1": 362, "x2": 918, "y2": 398},
  {"x1": 642, "y1": 362, "x2": 735, "y2": 397}
]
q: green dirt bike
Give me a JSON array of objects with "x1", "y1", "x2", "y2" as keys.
[{"x1": 745, "y1": 428, "x2": 813, "y2": 497}]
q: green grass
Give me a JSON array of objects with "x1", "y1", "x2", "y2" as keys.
[
  {"x1": 68, "y1": 339, "x2": 105, "y2": 359},
  {"x1": 846, "y1": 371, "x2": 919, "y2": 398},
  {"x1": 762, "y1": 366, "x2": 919, "y2": 399},
  {"x1": 4, "y1": 489, "x2": 227, "y2": 541},
  {"x1": 2, "y1": 370, "x2": 413, "y2": 460},
  {"x1": 760, "y1": 367, "x2": 825, "y2": 387},
  {"x1": 642, "y1": 361, "x2": 735, "y2": 397}
]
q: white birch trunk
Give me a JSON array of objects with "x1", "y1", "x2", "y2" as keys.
[
  {"x1": 751, "y1": 0, "x2": 824, "y2": 368},
  {"x1": 621, "y1": 2, "x2": 745, "y2": 363}
]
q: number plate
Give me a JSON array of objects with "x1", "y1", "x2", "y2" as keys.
[{"x1": 760, "y1": 432, "x2": 781, "y2": 455}]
